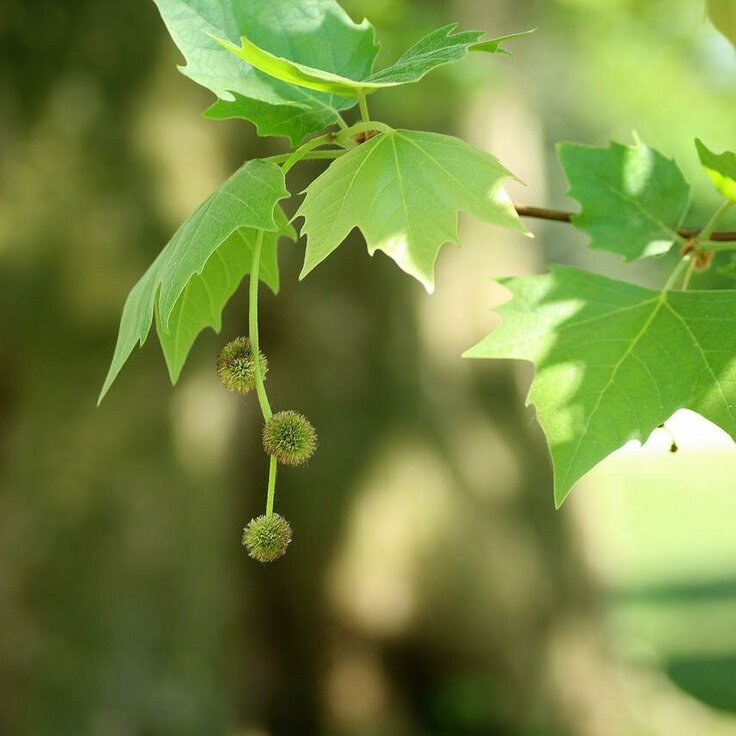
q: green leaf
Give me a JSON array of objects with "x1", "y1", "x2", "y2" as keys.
[
  {"x1": 296, "y1": 129, "x2": 528, "y2": 292},
  {"x1": 558, "y1": 139, "x2": 690, "y2": 260},
  {"x1": 99, "y1": 160, "x2": 290, "y2": 402},
  {"x1": 152, "y1": 0, "x2": 379, "y2": 144},
  {"x1": 707, "y1": 0, "x2": 736, "y2": 49},
  {"x1": 695, "y1": 138, "x2": 736, "y2": 201},
  {"x1": 157, "y1": 212, "x2": 294, "y2": 383},
  {"x1": 464, "y1": 266, "x2": 736, "y2": 506},
  {"x1": 215, "y1": 24, "x2": 530, "y2": 98},
  {"x1": 156, "y1": 160, "x2": 288, "y2": 326}
]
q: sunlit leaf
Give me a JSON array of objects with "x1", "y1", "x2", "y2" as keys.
[
  {"x1": 558, "y1": 139, "x2": 690, "y2": 260},
  {"x1": 215, "y1": 24, "x2": 531, "y2": 98},
  {"x1": 695, "y1": 138, "x2": 736, "y2": 201},
  {"x1": 297, "y1": 129, "x2": 528, "y2": 292},
  {"x1": 465, "y1": 266, "x2": 736, "y2": 505},
  {"x1": 99, "y1": 161, "x2": 290, "y2": 402},
  {"x1": 152, "y1": 0, "x2": 379, "y2": 144}
]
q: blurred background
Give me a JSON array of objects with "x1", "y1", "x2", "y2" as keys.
[{"x1": 2, "y1": 0, "x2": 736, "y2": 733}]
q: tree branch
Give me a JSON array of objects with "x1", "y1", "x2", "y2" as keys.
[{"x1": 513, "y1": 203, "x2": 736, "y2": 242}]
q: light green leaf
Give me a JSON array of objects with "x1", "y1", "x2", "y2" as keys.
[
  {"x1": 215, "y1": 24, "x2": 530, "y2": 98},
  {"x1": 558, "y1": 139, "x2": 690, "y2": 260},
  {"x1": 707, "y1": 0, "x2": 736, "y2": 48},
  {"x1": 157, "y1": 213, "x2": 294, "y2": 383},
  {"x1": 99, "y1": 160, "x2": 290, "y2": 402},
  {"x1": 152, "y1": 0, "x2": 379, "y2": 144},
  {"x1": 695, "y1": 138, "x2": 736, "y2": 201},
  {"x1": 464, "y1": 266, "x2": 736, "y2": 506},
  {"x1": 296, "y1": 129, "x2": 528, "y2": 292}
]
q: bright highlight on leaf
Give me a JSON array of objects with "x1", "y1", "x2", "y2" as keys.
[
  {"x1": 464, "y1": 266, "x2": 736, "y2": 506},
  {"x1": 558, "y1": 139, "x2": 690, "y2": 260},
  {"x1": 297, "y1": 129, "x2": 528, "y2": 292},
  {"x1": 99, "y1": 161, "x2": 292, "y2": 402},
  {"x1": 695, "y1": 138, "x2": 736, "y2": 202},
  {"x1": 152, "y1": 0, "x2": 379, "y2": 144},
  {"x1": 215, "y1": 24, "x2": 531, "y2": 98}
]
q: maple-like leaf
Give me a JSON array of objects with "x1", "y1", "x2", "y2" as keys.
[
  {"x1": 99, "y1": 161, "x2": 291, "y2": 401},
  {"x1": 464, "y1": 266, "x2": 736, "y2": 506},
  {"x1": 297, "y1": 129, "x2": 528, "y2": 292},
  {"x1": 558, "y1": 139, "x2": 690, "y2": 260},
  {"x1": 151, "y1": 0, "x2": 379, "y2": 144},
  {"x1": 215, "y1": 24, "x2": 531, "y2": 98}
]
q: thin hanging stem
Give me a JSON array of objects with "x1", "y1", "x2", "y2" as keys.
[
  {"x1": 248, "y1": 229, "x2": 279, "y2": 516},
  {"x1": 265, "y1": 455, "x2": 278, "y2": 517},
  {"x1": 249, "y1": 230, "x2": 272, "y2": 421}
]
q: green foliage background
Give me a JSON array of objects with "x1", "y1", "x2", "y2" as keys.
[{"x1": 1, "y1": 0, "x2": 736, "y2": 734}]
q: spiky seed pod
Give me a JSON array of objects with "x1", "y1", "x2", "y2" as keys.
[
  {"x1": 242, "y1": 513, "x2": 292, "y2": 562},
  {"x1": 217, "y1": 337, "x2": 267, "y2": 394},
  {"x1": 263, "y1": 410, "x2": 318, "y2": 466}
]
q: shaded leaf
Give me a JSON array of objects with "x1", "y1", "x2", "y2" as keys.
[
  {"x1": 296, "y1": 129, "x2": 528, "y2": 292},
  {"x1": 152, "y1": 0, "x2": 379, "y2": 144},
  {"x1": 99, "y1": 161, "x2": 289, "y2": 402},
  {"x1": 558, "y1": 139, "x2": 690, "y2": 260},
  {"x1": 158, "y1": 214, "x2": 293, "y2": 382},
  {"x1": 216, "y1": 23, "x2": 530, "y2": 98},
  {"x1": 465, "y1": 266, "x2": 736, "y2": 506}
]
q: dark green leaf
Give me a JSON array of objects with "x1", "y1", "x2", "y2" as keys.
[
  {"x1": 99, "y1": 160, "x2": 290, "y2": 402},
  {"x1": 152, "y1": 0, "x2": 379, "y2": 144}
]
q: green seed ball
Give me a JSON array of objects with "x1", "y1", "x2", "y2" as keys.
[
  {"x1": 242, "y1": 513, "x2": 292, "y2": 562},
  {"x1": 217, "y1": 337, "x2": 267, "y2": 394},
  {"x1": 263, "y1": 410, "x2": 318, "y2": 466}
]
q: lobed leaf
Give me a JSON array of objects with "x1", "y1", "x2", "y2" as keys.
[
  {"x1": 99, "y1": 160, "x2": 291, "y2": 402},
  {"x1": 296, "y1": 129, "x2": 528, "y2": 292},
  {"x1": 465, "y1": 266, "x2": 736, "y2": 505},
  {"x1": 151, "y1": 0, "x2": 379, "y2": 144},
  {"x1": 215, "y1": 24, "x2": 530, "y2": 98},
  {"x1": 695, "y1": 138, "x2": 736, "y2": 201},
  {"x1": 558, "y1": 139, "x2": 690, "y2": 260}
]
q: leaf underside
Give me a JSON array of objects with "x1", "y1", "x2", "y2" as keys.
[
  {"x1": 216, "y1": 24, "x2": 531, "y2": 98},
  {"x1": 152, "y1": 0, "x2": 380, "y2": 144},
  {"x1": 465, "y1": 266, "x2": 736, "y2": 506},
  {"x1": 99, "y1": 160, "x2": 292, "y2": 402},
  {"x1": 297, "y1": 129, "x2": 528, "y2": 292},
  {"x1": 558, "y1": 139, "x2": 690, "y2": 260}
]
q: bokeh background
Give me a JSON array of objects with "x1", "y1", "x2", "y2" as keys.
[{"x1": 2, "y1": 0, "x2": 736, "y2": 733}]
